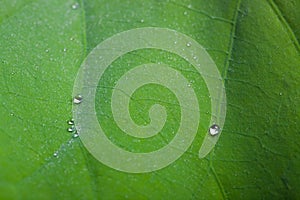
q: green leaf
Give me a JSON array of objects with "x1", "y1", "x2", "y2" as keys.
[{"x1": 0, "y1": 0, "x2": 299, "y2": 199}]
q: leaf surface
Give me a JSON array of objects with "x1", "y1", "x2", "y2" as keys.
[{"x1": 0, "y1": 0, "x2": 299, "y2": 199}]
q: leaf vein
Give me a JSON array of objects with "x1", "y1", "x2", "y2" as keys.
[{"x1": 266, "y1": 0, "x2": 300, "y2": 53}]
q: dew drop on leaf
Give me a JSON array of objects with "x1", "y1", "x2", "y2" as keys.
[
  {"x1": 67, "y1": 126, "x2": 76, "y2": 132},
  {"x1": 71, "y1": 2, "x2": 79, "y2": 10},
  {"x1": 73, "y1": 95, "x2": 83, "y2": 104},
  {"x1": 67, "y1": 119, "x2": 74, "y2": 125},
  {"x1": 73, "y1": 133, "x2": 79, "y2": 138},
  {"x1": 209, "y1": 124, "x2": 220, "y2": 136},
  {"x1": 53, "y1": 151, "x2": 59, "y2": 157},
  {"x1": 186, "y1": 42, "x2": 191, "y2": 47}
]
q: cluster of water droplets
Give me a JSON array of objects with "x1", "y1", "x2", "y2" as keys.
[
  {"x1": 67, "y1": 94, "x2": 84, "y2": 141},
  {"x1": 67, "y1": 119, "x2": 79, "y2": 138},
  {"x1": 52, "y1": 96, "x2": 83, "y2": 158}
]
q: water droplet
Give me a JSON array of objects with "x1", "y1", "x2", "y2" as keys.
[
  {"x1": 140, "y1": 19, "x2": 144, "y2": 23},
  {"x1": 67, "y1": 119, "x2": 74, "y2": 125},
  {"x1": 70, "y1": 37, "x2": 74, "y2": 41},
  {"x1": 45, "y1": 49, "x2": 49, "y2": 53},
  {"x1": 73, "y1": 133, "x2": 79, "y2": 138},
  {"x1": 63, "y1": 48, "x2": 67, "y2": 52},
  {"x1": 193, "y1": 56, "x2": 197, "y2": 60},
  {"x1": 68, "y1": 126, "x2": 76, "y2": 132},
  {"x1": 53, "y1": 151, "x2": 59, "y2": 157},
  {"x1": 73, "y1": 95, "x2": 83, "y2": 104},
  {"x1": 186, "y1": 42, "x2": 191, "y2": 47},
  {"x1": 71, "y1": 2, "x2": 79, "y2": 9},
  {"x1": 188, "y1": 4, "x2": 192, "y2": 9},
  {"x1": 187, "y1": 83, "x2": 191, "y2": 87},
  {"x1": 279, "y1": 92, "x2": 283, "y2": 96},
  {"x1": 209, "y1": 124, "x2": 220, "y2": 136},
  {"x1": 174, "y1": 41, "x2": 178, "y2": 44},
  {"x1": 184, "y1": 11, "x2": 188, "y2": 15}
]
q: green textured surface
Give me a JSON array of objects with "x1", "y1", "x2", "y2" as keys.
[{"x1": 0, "y1": 0, "x2": 299, "y2": 199}]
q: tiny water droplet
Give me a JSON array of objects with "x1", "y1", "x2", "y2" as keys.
[
  {"x1": 187, "y1": 83, "x2": 191, "y2": 87},
  {"x1": 184, "y1": 11, "x2": 188, "y2": 15},
  {"x1": 186, "y1": 42, "x2": 191, "y2": 47},
  {"x1": 63, "y1": 48, "x2": 67, "y2": 52},
  {"x1": 209, "y1": 124, "x2": 220, "y2": 136},
  {"x1": 53, "y1": 151, "x2": 59, "y2": 157},
  {"x1": 73, "y1": 133, "x2": 79, "y2": 138},
  {"x1": 193, "y1": 56, "x2": 197, "y2": 60},
  {"x1": 188, "y1": 4, "x2": 192, "y2": 9},
  {"x1": 140, "y1": 19, "x2": 144, "y2": 23},
  {"x1": 279, "y1": 92, "x2": 283, "y2": 96},
  {"x1": 45, "y1": 49, "x2": 49, "y2": 53},
  {"x1": 68, "y1": 125, "x2": 76, "y2": 132},
  {"x1": 73, "y1": 95, "x2": 83, "y2": 104},
  {"x1": 67, "y1": 119, "x2": 74, "y2": 125},
  {"x1": 71, "y1": 2, "x2": 79, "y2": 9},
  {"x1": 70, "y1": 37, "x2": 74, "y2": 41},
  {"x1": 174, "y1": 41, "x2": 178, "y2": 44}
]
